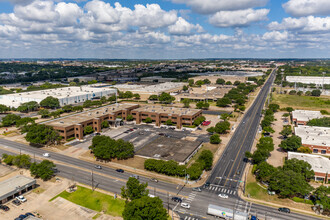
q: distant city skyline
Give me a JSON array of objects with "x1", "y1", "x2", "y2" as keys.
[{"x1": 0, "y1": 0, "x2": 329, "y2": 59}]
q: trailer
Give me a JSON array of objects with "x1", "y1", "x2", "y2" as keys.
[{"x1": 207, "y1": 204, "x2": 249, "y2": 220}]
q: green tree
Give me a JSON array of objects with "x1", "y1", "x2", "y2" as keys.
[
  {"x1": 268, "y1": 104, "x2": 280, "y2": 112},
  {"x1": 245, "y1": 151, "x2": 253, "y2": 159},
  {"x1": 225, "y1": 81, "x2": 232, "y2": 85},
  {"x1": 40, "y1": 96, "x2": 60, "y2": 109},
  {"x1": 313, "y1": 186, "x2": 330, "y2": 211},
  {"x1": 182, "y1": 85, "x2": 188, "y2": 91},
  {"x1": 207, "y1": 127, "x2": 215, "y2": 133},
  {"x1": 133, "y1": 94, "x2": 140, "y2": 100},
  {"x1": 13, "y1": 154, "x2": 31, "y2": 168},
  {"x1": 16, "y1": 117, "x2": 35, "y2": 127},
  {"x1": 214, "y1": 121, "x2": 230, "y2": 134},
  {"x1": 297, "y1": 91, "x2": 303, "y2": 96},
  {"x1": 144, "y1": 117, "x2": 152, "y2": 123},
  {"x1": 220, "y1": 113, "x2": 230, "y2": 121},
  {"x1": 279, "y1": 135, "x2": 302, "y2": 151},
  {"x1": 101, "y1": 120, "x2": 109, "y2": 128},
  {"x1": 38, "y1": 109, "x2": 50, "y2": 118},
  {"x1": 73, "y1": 105, "x2": 83, "y2": 112},
  {"x1": 305, "y1": 91, "x2": 311, "y2": 96},
  {"x1": 123, "y1": 196, "x2": 168, "y2": 220},
  {"x1": 289, "y1": 90, "x2": 296, "y2": 95},
  {"x1": 203, "y1": 79, "x2": 211, "y2": 84},
  {"x1": 188, "y1": 79, "x2": 194, "y2": 86},
  {"x1": 165, "y1": 119, "x2": 173, "y2": 126},
  {"x1": 0, "y1": 104, "x2": 10, "y2": 113},
  {"x1": 2, "y1": 114, "x2": 21, "y2": 127},
  {"x1": 121, "y1": 177, "x2": 149, "y2": 201},
  {"x1": 269, "y1": 170, "x2": 313, "y2": 198},
  {"x1": 17, "y1": 101, "x2": 39, "y2": 112},
  {"x1": 311, "y1": 89, "x2": 321, "y2": 97},
  {"x1": 297, "y1": 146, "x2": 312, "y2": 154},
  {"x1": 83, "y1": 100, "x2": 93, "y2": 108},
  {"x1": 198, "y1": 150, "x2": 214, "y2": 170},
  {"x1": 283, "y1": 158, "x2": 315, "y2": 180},
  {"x1": 196, "y1": 101, "x2": 209, "y2": 109},
  {"x1": 280, "y1": 126, "x2": 292, "y2": 138},
  {"x1": 210, "y1": 134, "x2": 221, "y2": 144},
  {"x1": 69, "y1": 81, "x2": 77, "y2": 86},
  {"x1": 2, "y1": 154, "x2": 15, "y2": 165},
  {"x1": 148, "y1": 95, "x2": 158, "y2": 101},
  {"x1": 126, "y1": 114, "x2": 134, "y2": 121},
  {"x1": 307, "y1": 117, "x2": 330, "y2": 127},
  {"x1": 30, "y1": 160, "x2": 55, "y2": 181},
  {"x1": 182, "y1": 98, "x2": 190, "y2": 108},
  {"x1": 50, "y1": 109, "x2": 62, "y2": 118},
  {"x1": 84, "y1": 126, "x2": 94, "y2": 135},
  {"x1": 216, "y1": 78, "x2": 225, "y2": 85},
  {"x1": 216, "y1": 97, "x2": 231, "y2": 107},
  {"x1": 25, "y1": 124, "x2": 61, "y2": 145},
  {"x1": 193, "y1": 116, "x2": 206, "y2": 126},
  {"x1": 255, "y1": 162, "x2": 276, "y2": 182},
  {"x1": 108, "y1": 95, "x2": 116, "y2": 102},
  {"x1": 286, "y1": 107, "x2": 294, "y2": 113},
  {"x1": 158, "y1": 92, "x2": 175, "y2": 104},
  {"x1": 100, "y1": 96, "x2": 107, "y2": 103},
  {"x1": 195, "y1": 80, "x2": 205, "y2": 86},
  {"x1": 234, "y1": 80, "x2": 241, "y2": 86}
]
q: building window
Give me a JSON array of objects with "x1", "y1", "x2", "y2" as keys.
[
  {"x1": 151, "y1": 115, "x2": 156, "y2": 118},
  {"x1": 76, "y1": 134, "x2": 79, "y2": 137},
  {"x1": 321, "y1": 150, "x2": 326, "y2": 154},
  {"x1": 161, "y1": 116, "x2": 168, "y2": 119},
  {"x1": 132, "y1": 113, "x2": 136, "y2": 115},
  {"x1": 94, "y1": 122, "x2": 97, "y2": 124},
  {"x1": 172, "y1": 117, "x2": 177, "y2": 119},
  {"x1": 313, "y1": 149, "x2": 318, "y2": 153},
  {"x1": 76, "y1": 128, "x2": 78, "y2": 130}
]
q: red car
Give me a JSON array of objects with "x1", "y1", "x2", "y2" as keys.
[{"x1": 202, "y1": 121, "x2": 211, "y2": 126}]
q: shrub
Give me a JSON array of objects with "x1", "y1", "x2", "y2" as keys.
[
  {"x1": 292, "y1": 197, "x2": 314, "y2": 205},
  {"x1": 67, "y1": 137, "x2": 76, "y2": 142},
  {"x1": 210, "y1": 134, "x2": 221, "y2": 144}
]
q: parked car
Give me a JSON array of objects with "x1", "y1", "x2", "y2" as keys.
[
  {"x1": 181, "y1": 203, "x2": 190, "y2": 209},
  {"x1": 202, "y1": 121, "x2": 211, "y2": 126},
  {"x1": 12, "y1": 199, "x2": 21, "y2": 206},
  {"x1": 95, "y1": 132, "x2": 101, "y2": 136},
  {"x1": 95, "y1": 165, "x2": 102, "y2": 169},
  {"x1": 0, "y1": 204, "x2": 9, "y2": 211},
  {"x1": 130, "y1": 174, "x2": 139, "y2": 179},
  {"x1": 16, "y1": 195, "x2": 27, "y2": 202},
  {"x1": 25, "y1": 212, "x2": 35, "y2": 217},
  {"x1": 158, "y1": 133, "x2": 165, "y2": 136},
  {"x1": 218, "y1": 194, "x2": 229, "y2": 199},
  {"x1": 42, "y1": 153, "x2": 50, "y2": 157},
  {"x1": 150, "y1": 178, "x2": 158, "y2": 183},
  {"x1": 18, "y1": 214, "x2": 27, "y2": 219},
  {"x1": 197, "y1": 127, "x2": 202, "y2": 130},
  {"x1": 278, "y1": 207, "x2": 290, "y2": 213},
  {"x1": 192, "y1": 187, "x2": 202, "y2": 192},
  {"x1": 148, "y1": 194, "x2": 156, "y2": 198},
  {"x1": 171, "y1": 197, "x2": 182, "y2": 203},
  {"x1": 204, "y1": 182, "x2": 211, "y2": 187},
  {"x1": 129, "y1": 129, "x2": 134, "y2": 131},
  {"x1": 115, "y1": 169, "x2": 124, "y2": 173}
]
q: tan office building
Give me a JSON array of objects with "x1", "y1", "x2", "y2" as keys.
[{"x1": 131, "y1": 106, "x2": 202, "y2": 128}]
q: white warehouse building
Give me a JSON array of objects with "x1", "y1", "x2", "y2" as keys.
[{"x1": 0, "y1": 85, "x2": 117, "y2": 108}]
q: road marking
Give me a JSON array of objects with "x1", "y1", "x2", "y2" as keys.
[{"x1": 233, "y1": 191, "x2": 236, "y2": 195}]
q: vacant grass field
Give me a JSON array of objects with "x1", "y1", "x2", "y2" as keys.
[
  {"x1": 271, "y1": 93, "x2": 330, "y2": 110},
  {"x1": 50, "y1": 185, "x2": 125, "y2": 217}
]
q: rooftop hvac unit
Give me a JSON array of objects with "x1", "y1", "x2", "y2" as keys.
[
  {"x1": 88, "y1": 113, "x2": 91, "y2": 116},
  {"x1": 60, "y1": 121, "x2": 64, "y2": 124},
  {"x1": 47, "y1": 93, "x2": 49, "y2": 95}
]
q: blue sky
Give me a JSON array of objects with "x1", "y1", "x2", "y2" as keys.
[{"x1": 0, "y1": 0, "x2": 329, "y2": 59}]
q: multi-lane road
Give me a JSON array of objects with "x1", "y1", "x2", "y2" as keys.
[{"x1": 0, "y1": 69, "x2": 323, "y2": 219}]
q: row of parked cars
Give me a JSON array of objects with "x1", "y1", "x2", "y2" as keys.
[{"x1": 15, "y1": 212, "x2": 35, "y2": 220}]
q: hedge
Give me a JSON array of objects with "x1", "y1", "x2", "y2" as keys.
[{"x1": 292, "y1": 197, "x2": 314, "y2": 205}]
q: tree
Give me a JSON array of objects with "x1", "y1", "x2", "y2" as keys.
[
  {"x1": 50, "y1": 109, "x2": 62, "y2": 118},
  {"x1": 158, "y1": 92, "x2": 175, "y2": 104},
  {"x1": 280, "y1": 126, "x2": 292, "y2": 138},
  {"x1": 0, "y1": 104, "x2": 10, "y2": 113},
  {"x1": 216, "y1": 97, "x2": 231, "y2": 107},
  {"x1": 297, "y1": 146, "x2": 312, "y2": 154},
  {"x1": 297, "y1": 91, "x2": 303, "y2": 96},
  {"x1": 286, "y1": 107, "x2": 294, "y2": 113},
  {"x1": 182, "y1": 85, "x2": 188, "y2": 91},
  {"x1": 252, "y1": 149, "x2": 268, "y2": 164},
  {"x1": 312, "y1": 186, "x2": 330, "y2": 212},
  {"x1": 289, "y1": 90, "x2": 296, "y2": 95},
  {"x1": 25, "y1": 124, "x2": 61, "y2": 145},
  {"x1": 207, "y1": 127, "x2": 215, "y2": 133},
  {"x1": 30, "y1": 160, "x2": 55, "y2": 181},
  {"x1": 40, "y1": 96, "x2": 60, "y2": 109},
  {"x1": 193, "y1": 116, "x2": 206, "y2": 126},
  {"x1": 307, "y1": 117, "x2": 330, "y2": 127},
  {"x1": 196, "y1": 101, "x2": 209, "y2": 109},
  {"x1": 245, "y1": 151, "x2": 253, "y2": 159},
  {"x1": 123, "y1": 196, "x2": 168, "y2": 220},
  {"x1": 13, "y1": 154, "x2": 31, "y2": 168},
  {"x1": 198, "y1": 150, "x2": 213, "y2": 170},
  {"x1": 69, "y1": 81, "x2": 77, "y2": 86},
  {"x1": 100, "y1": 96, "x2": 107, "y2": 103},
  {"x1": 2, "y1": 154, "x2": 15, "y2": 165},
  {"x1": 121, "y1": 177, "x2": 149, "y2": 201},
  {"x1": 148, "y1": 95, "x2": 158, "y2": 101},
  {"x1": 234, "y1": 80, "x2": 241, "y2": 86},
  {"x1": 83, "y1": 100, "x2": 93, "y2": 108},
  {"x1": 2, "y1": 114, "x2": 21, "y2": 127},
  {"x1": 214, "y1": 121, "x2": 230, "y2": 134},
  {"x1": 216, "y1": 78, "x2": 225, "y2": 85},
  {"x1": 73, "y1": 105, "x2": 83, "y2": 112},
  {"x1": 195, "y1": 80, "x2": 205, "y2": 86},
  {"x1": 182, "y1": 98, "x2": 190, "y2": 108},
  {"x1": 305, "y1": 91, "x2": 311, "y2": 96},
  {"x1": 268, "y1": 104, "x2": 280, "y2": 112},
  {"x1": 133, "y1": 94, "x2": 140, "y2": 100},
  {"x1": 210, "y1": 134, "x2": 221, "y2": 144},
  {"x1": 225, "y1": 81, "x2": 232, "y2": 85},
  {"x1": 38, "y1": 109, "x2": 50, "y2": 118},
  {"x1": 17, "y1": 101, "x2": 39, "y2": 112},
  {"x1": 188, "y1": 79, "x2": 194, "y2": 86},
  {"x1": 203, "y1": 79, "x2": 211, "y2": 84},
  {"x1": 16, "y1": 117, "x2": 35, "y2": 127},
  {"x1": 255, "y1": 162, "x2": 276, "y2": 182},
  {"x1": 269, "y1": 170, "x2": 313, "y2": 198},
  {"x1": 144, "y1": 117, "x2": 152, "y2": 123},
  {"x1": 283, "y1": 158, "x2": 315, "y2": 180},
  {"x1": 220, "y1": 113, "x2": 230, "y2": 121},
  {"x1": 84, "y1": 125, "x2": 94, "y2": 135},
  {"x1": 282, "y1": 113, "x2": 290, "y2": 118},
  {"x1": 311, "y1": 89, "x2": 321, "y2": 97},
  {"x1": 108, "y1": 95, "x2": 116, "y2": 102},
  {"x1": 279, "y1": 135, "x2": 302, "y2": 151},
  {"x1": 126, "y1": 114, "x2": 134, "y2": 121},
  {"x1": 263, "y1": 126, "x2": 275, "y2": 133},
  {"x1": 101, "y1": 120, "x2": 109, "y2": 128},
  {"x1": 165, "y1": 119, "x2": 173, "y2": 126}
]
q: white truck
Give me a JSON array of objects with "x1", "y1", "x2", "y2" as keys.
[{"x1": 207, "y1": 204, "x2": 249, "y2": 220}]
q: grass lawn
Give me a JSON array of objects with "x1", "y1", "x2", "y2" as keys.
[
  {"x1": 186, "y1": 143, "x2": 219, "y2": 167},
  {"x1": 271, "y1": 93, "x2": 330, "y2": 110},
  {"x1": 50, "y1": 185, "x2": 125, "y2": 217}
]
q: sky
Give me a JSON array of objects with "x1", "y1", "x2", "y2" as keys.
[{"x1": 0, "y1": 0, "x2": 329, "y2": 59}]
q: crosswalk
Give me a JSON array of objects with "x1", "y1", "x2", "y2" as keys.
[
  {"x1": 203, "y1": 185, "x2": 237, "y2": 195},
  {"x1": 185, "y1": 191, "x2": 197, "y2": 203},
  {"x1": 183, "y1": 216, "x2": 199, "y2": 220}
]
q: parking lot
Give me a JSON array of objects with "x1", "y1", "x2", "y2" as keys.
[{"x1": 70, "y1": 124, "x2": 210, "y2": 152}]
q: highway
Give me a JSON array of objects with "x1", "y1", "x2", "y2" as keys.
[{"x1": 0, "y1": 69, "x2": 323, "y2": 220}]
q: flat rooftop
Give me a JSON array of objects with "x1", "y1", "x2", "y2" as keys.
[
  {"x1": 286, "y1": 76, "x2": 330, "y2": 84},
  {"x1": 44, "y1": 103, "x2": 138, "y2": 127},
  {"x1": 136, "y1": 136, "x2": 202, "y2": 163},
  {"x1": 0, "y1": 175, "x2": 36, "y2": 201},
  {"x1": 176, "y1": 86, "x2": 232, "y2": 100},
  {"x1": 295, "y1": 125, "x2": 330, "y2": 147},
  {"x1": 288, "y1": 152, "x2": 330, "y2": 174},
  {"x1": 292, "y1": 110, "x2": 322, "y2": 122},
  {"x1": 132, "y1": 105, "x2": 201, "y2": 116},
  {"x1": 113, "y1": 82, "x2": 186, "y2": 94}
]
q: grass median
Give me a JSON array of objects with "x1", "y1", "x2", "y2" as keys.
[{"x1": 50, "y1": 185, "x2": 125, "y2": 217}]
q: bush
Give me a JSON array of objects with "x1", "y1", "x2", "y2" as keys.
[
  {"x1": 101, "y1": 120, "x2": 109, "y2": 128},
  {"x1": 210, "y1": 134, "x2": 221, "y2": 144},
  {"x1": 67, "y1": 137, "x2": 76, "y2": 142},
  {"x1": 144, "y1": 117, "x2": 152, "y2": 123},
  {"x1": 292, "y1": 197, "x2": 314, "y2": 205},
  {"x1": 193, "y1": 116, "x2": 206, "y2": 126},
  {"x1": 127, "y1": 114, "x2": 134, "y2": 121},
  {"x1": 84, "y1": 126, "x2": 94, "y2": 135},
  {"x1": 198, "y1": 150, "x2": 213, "y2": 170}
]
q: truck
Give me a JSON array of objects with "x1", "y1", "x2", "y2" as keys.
[{"x1": 207, "y1": 204, "x2": 249, "y2": 220}]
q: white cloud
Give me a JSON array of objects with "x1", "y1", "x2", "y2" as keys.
[
  {"x1": 168, "y1": 17, "x2": 203, "y2": 35},
  {"x1": 268, "y1": 16, "x2": 330, "y2": 33},
  {"x1": 171, "y1": 0, "x2": 268, "y2": 14},
  {"x1": 283, "y1": 0, "x2": 330, "y2": 17},
  {"x1": 262, "y1": 31, "x2": 289, "y2": 41},
  {"x1": 209, "y1": 9, "x2": 269, "y2": 27}
]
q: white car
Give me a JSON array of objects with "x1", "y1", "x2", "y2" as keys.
[
  {"x1": 16, "y1": 195, "x2": 27, "y2": 202},
  {"x1": 42, "y1": 153, "x2": 50, "y2": 157},
  {"x1": 181, "y1": 203, "x2": 190, "y2": 209},
  {"x1": 218, "y1": 194, "x2": 229, "y2": 199},
  {"x1": 148, "y1": 194, "x2": 155, "y2": 198}
]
